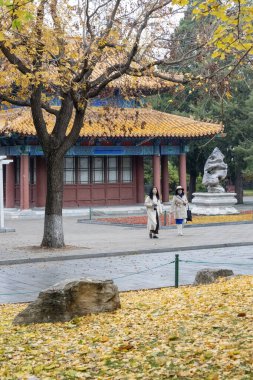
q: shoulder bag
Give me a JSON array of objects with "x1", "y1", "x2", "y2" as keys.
[{"x1": 187, "y1": 205, "x2": 192, "y2": 222}]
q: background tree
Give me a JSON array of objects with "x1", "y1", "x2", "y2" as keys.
[
  {"x1": 192, "y1": 0, "x2": 253, "y2": 63},
  {"x1": 151, "y1": 1, "x2": 253, "y2": 202},
  {"x1": 153, "y1": 71, "x2": 253, "y2": 203},
  {"x1": 144, "y1": 157, "x2": 179, "y2": 197}
]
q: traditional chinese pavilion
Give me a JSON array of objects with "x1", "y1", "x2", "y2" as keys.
[{"x1": 0, "y1": 101, "x2": 223, "y2": 209}]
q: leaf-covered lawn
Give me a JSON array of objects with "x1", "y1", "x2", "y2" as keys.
[{"x1": 0, "y1": 276, "x2": 252, "y2": 380}]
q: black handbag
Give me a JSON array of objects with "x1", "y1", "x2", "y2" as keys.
[{"x1": 187, "y1": 206, "x2": 192, "y2": 222}]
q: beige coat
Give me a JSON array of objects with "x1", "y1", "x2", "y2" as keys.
[
  {"x1": 171, "y1": 194, "x2": 188, "y2": 219},
  {"x1": 145, "y1": 196, "x2": 163, "y2": 232}
]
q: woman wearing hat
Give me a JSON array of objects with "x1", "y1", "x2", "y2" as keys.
[
  {"x1": 171, "y1": 185, "x2": 188, "y2": 236},
  {"x1": 145, "y1": 186, "x2": 163, "y2": 239}
]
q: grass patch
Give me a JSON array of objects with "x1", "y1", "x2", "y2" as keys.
[{"x1": 244, "y1": 189, "x2": 253, "y2": 196}]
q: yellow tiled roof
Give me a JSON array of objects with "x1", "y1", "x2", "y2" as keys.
[
  {"x1": 0, "y1": 107, "x2": 223, "y2": 138},
  {"x1": 77, "y1": 53, "x2": 182, "y2": 93},
  {"x1": 105, "y1": 73, "x2": 178, "y2": 93},
  {"x1": 92, "y1": 66, "x2": 181, "y2": 93}
]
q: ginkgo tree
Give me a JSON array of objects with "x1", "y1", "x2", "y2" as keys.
[
  {"x1": 192, "y1": 0, "x2": 253, "y2": 65},
  {"x1": 0, "y1": 0, "x2": 252, "y2": 248},
  {"x1": 0, "y1": 0, "x2": 191, "y2": 248}
]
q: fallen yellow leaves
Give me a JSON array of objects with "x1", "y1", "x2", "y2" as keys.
[
  {"x1": 99, "y1": 212, "x2": 253, "y2": 227},
  {"x1": 0, "y1": 276, "x2": 252, "y2": 379},
  {"x1": 190, "y1": 213, "x2": 253, "y2": 225}
]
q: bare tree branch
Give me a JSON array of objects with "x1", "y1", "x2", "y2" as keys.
[
  {"x1": 32, "y1": 0, "x2": 47, "y2": 69},
  {"x1": 84, "y1": 0, "x2": 94, "y2": 42},
  {"x1": 89, "y1": 0, "x2": 112, "y2": 19},
  {"x1": 87, "y1": 0, "x2": 173, "y2": 93},
  {"x1": 147, "y1": 71, "x2": 187, "y2": 84},
  {"x1": 0, "y1": 93, "x2": 59, "y2": 116},
  {"x1": 50, "y1": 0, "x2": 65, "y2": 61},
  {"x1": 0, "y1": 42, "x2": 31, "y2": 75},
  {"x1": 223, "y1": 48, "x2": 252, "y2": 79},
  {"x1": 52, "y1": 93, "x2": 74, "y2": 140},
  {"x1": 126, "y1": 42, "x2": 208, "y2": 78},
  {"x1": 87, "y1": 68, "x2": 127, "y2": 98},
  {"x1": 30, "y1": 86, "x2": 50, "y2": 150},
  {"x1": 104, "y1": 0, "x2": 121, "y2": 37},
  {"x1": 0, "y1": 94, "x2": 30, "y2": 107},
  {"x1": 59, "y1": 103, "x2": 87, "y2": 156},
  {"x1": 73, "y1": 0, "x2": 121, "y2": 83}
]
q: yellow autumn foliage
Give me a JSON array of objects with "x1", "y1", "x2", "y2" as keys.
[
  {"x1": 190, "y1": 212, "x2": 253, "y2": 225},
  {"x1": 193, "y1": 0, "x2": 253, "y2": 59},
  {"x1": 0, "y1": 276, "x2": 252, "y2": 379}
]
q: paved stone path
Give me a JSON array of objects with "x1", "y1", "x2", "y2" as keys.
[
  {"x1": 1, "y1": 217, "x2": 253, "y2": 262},
  {"x1": 1, "y1": 245, "x2": 253, "y2": 304},
  {"x1": 1, "y1": 203, "x2": 253, "y2": 304}
]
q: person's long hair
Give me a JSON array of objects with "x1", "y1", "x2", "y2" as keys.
[{"x1": 149, "y1": 186, "x2": 160, "y2": 200}]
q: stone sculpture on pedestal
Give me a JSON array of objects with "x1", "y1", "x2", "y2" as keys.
[
  {"x1": 191, "y1": 147, "x2": 238, "y2": 215},
  {"x1": 202, "y1": 147, "x2": 227, "y2": 193}
]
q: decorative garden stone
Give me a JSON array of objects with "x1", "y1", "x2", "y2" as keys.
[
  {"x1": 202, "y1": 147, "x2": 228, "y2": 193},
  {"x1": 191, "y1": 147, "x2": 238, "y2": 215},
  {"x1": 194, "y1": 269, "x2": 234, "y2": 285},
  {"x1": 13, "y1": 278, "x2": 121, "y2": 325}
]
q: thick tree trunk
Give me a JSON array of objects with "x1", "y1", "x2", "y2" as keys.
[
  {"x1": 188, "y1": 173, "x2": 197, "y2": 201},
  {"x1": 235, "y1": 168, "x2": 243, "y2": 204},
  {"x1": 41, "y1": 153, "x2": 65, "y2": 248}
]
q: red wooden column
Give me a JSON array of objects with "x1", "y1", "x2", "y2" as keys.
[
  {"x1": 161, "y1": 155, "x2": 169, "y2": 202},
  {"x1": 153, "y1": 155, "x2": 161, "y2": 194},
  {"x1": 5, "y1": 158, "x2": 15, "y2": 208},
  {"x1": 179, "y1": 153, "x2": 187, "y2": 192},
  {"x1": 20, "y1": 155, "x2": 29, "y2": 209},
  {"x1": 136, "y1": 156, "x2": 145, "y2": 203},
  {"x1": 36, "y1": 157, "x2": 47, "y2": 207}
]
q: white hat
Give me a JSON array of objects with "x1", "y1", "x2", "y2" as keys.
[{"x1": 176, "y1": 185, "x2": 184, "y2": 190}]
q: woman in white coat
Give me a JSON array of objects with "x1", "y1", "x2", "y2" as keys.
[
  {"x1": 171, "y1": 185, "x2": 188, "y2": 236},
  {"x1": 145, "y1": 186, "x2": 163, "y2": 239}
]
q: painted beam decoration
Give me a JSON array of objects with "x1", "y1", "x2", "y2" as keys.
[{"x1": 0, "y1": 144, "x2": 188, "y2": 156}]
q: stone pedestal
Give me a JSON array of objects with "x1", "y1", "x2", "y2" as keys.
[{"x1": 191, "y1": 192, "x2": 239, "y2": 215}]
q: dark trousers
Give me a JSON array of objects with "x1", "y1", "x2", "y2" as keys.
[{"x1": 151, "y1": 211, "x2": 159, "y2": 234}]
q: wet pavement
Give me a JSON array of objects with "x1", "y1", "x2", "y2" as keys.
[
  {"x1": 1, "y1": 216, "x2": 253, "y2": 262},
  {"x1": 1, "y1": 245, "x2": 253, "y2": 304},
  {"x1": 0, "y1": 199, "x2": 253, "y2": 304}
]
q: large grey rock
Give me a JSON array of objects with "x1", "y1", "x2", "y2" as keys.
[
  {"x1": 194, "y1": 268, "x2": 234, "y2": 285},
  {"x1": 202, "y1": 147, "x2": 227, "y2": 193},
  {"x1": 13, "y1": 278, "x2": 121, "y2": 325},
  {"x1": 191, "y1": 147, "x2": 238, "y2": 215}
]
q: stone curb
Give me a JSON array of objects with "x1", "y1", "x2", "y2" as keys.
[
  {"x1": 0, "y1": 228, "x2": 16, "y2": 233},
  {"x1": 78, "y1": 220, "x2": 253, "y2": 229},
  {"x1": 1, "y1": 241, "x2": 253, "y2": 267}
]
